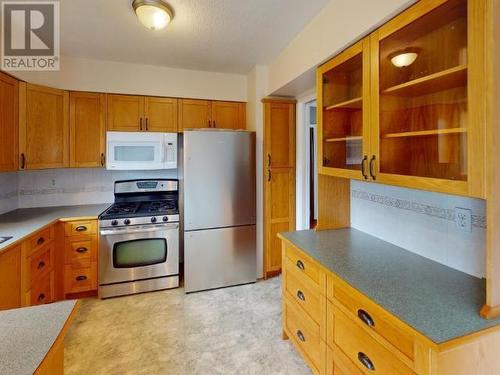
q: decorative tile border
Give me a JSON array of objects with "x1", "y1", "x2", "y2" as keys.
[
  {"x1": 352, "y1": 189, "x2": 487, "y2": 229},
  {"x1": 19, "y1": 186, "x2": 113, "y2": 196},
  {"x1": 0, "y1": 190, "x2": 18, "y2": 201}
]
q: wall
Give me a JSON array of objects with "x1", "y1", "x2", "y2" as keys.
[
  {"x1": 267, "y1": 0, "x2": 416, "y2": 95},
  {"x1": 246, "y1": 65, "x2": 269, "y2": 279},
  {"x1": 14, "y1": 55, "x2": 247, "y2": 102},
  {"x1": 0, "y1": 173, "x2": 18, "y2": 215},
  {"x1": 351, "y1": 180, "x2": 486, "y2": 278}
]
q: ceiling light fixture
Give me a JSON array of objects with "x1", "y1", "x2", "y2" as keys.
[
  {"x1": 390, "y1": 50, "x2": 419, "y2": 68},
  {"x1": 132, "y1": 0, "x2": 173, "y2": 31}
]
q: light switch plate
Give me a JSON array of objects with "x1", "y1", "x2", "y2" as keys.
[{"x1": 455, "y1": 207, "x2": 472, "y2": 232}]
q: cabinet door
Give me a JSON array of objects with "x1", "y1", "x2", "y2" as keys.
[
  {"x1": 178, "y1": 99, "x2": 211, "y2": 130},
  {"x1": 263, "y1": 100, "x2": 296, "y2": 277},
  {"x1": 0, "y1": 72, "x2": 18, "y2": 172},
  {"x1": 19, "y1": 83, "x2": 69, "y2": 170},
  {"x1": 371, "y1": 0, "x2": 474, "y2": 196},
  {"x1": 211, "y1": 101, "x2": 246, "y2": 129},
  {"x1": 107, "y1": 94, "x2": 144, "y2": 131},
  {"x1": 0, "y1": 246, "x2": 21, "y2": 310},
  {"x1": 69, "y1": 92, "x2": 106, "y2": 168},
  {"x1": 144, "y1": 97, "x2": 178, "y2": 132},
  {"x1": 318, "y1": 38, "x2": 370, "y2": 181}
]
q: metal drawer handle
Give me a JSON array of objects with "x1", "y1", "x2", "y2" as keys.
[
  {"x1": 296, "y1": 290, "x2": 305, "y2": 301},
  {"x1": 296, "y1": 260, "x2": 305, "y2": 271},
  {"x1": 369, "y1": 155, "x2": 376, "y2": 180},
  {"x1": 361, "y1": 155, "x2": 368, "y2": 180},
  {"x1": 296, "y1": 330, "x2": 305, "y2": 342},
  {"x1": 76, "y1": 247, "x2": 88, "y2": 254},
  {"x1": 37, "y1": 261, "x2": 45, "y2": 270},
  {"x1": 75, "y1": 226, "x2": 88, "y2": 232},
  {"x1": 357, "y1": 309, "x2": 375, "y2": 327},
  {"x1": 38, "y1": 293, "x2": 45, "y2": 301},
  {"x1": 37, "y1": 237, "x2": 45, "y2": 245},
  {"x1": 358, "y1": 352, "x2": 375, "y2": 371},
  {"x1": 76, "y1": 275, "x2": 87, "y2": 281}
]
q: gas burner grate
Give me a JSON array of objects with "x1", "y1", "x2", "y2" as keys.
[
  {"x1": 106, "y1": 203, "x2": 141, "y2": 215},
  {"x1": 148, "y1": 200, "x2": 177, "y2": 213}
]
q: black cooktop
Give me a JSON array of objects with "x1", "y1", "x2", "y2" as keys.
[{"x1": 100, "y1": 199, "x2": 178, "y2": 219}]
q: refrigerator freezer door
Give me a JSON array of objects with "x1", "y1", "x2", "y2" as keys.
[
  {"x1": 184, "y1": 225, "x2": 256, "y2": 293},
  {"x1": 183, "y1": 130, "x2": 256, "y2": 231}
]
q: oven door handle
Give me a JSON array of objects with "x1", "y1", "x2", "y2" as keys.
[{"x1": 100, "y1": 223, "x2": 179, "y2": 236}]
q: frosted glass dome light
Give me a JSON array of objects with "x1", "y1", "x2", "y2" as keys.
[
  {"x1": 390, "y1": 52, "x2": 418, "y2": 68},
  {"x1": 132, "y1": 0, "x2": 173, "y2": 31}
]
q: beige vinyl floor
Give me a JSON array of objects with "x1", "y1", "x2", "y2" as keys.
[{"x1": 64, "y1": 277, "x2": 311, "y2": 375}]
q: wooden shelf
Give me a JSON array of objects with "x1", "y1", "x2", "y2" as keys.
[
  {"x1": 324, "y1": 135, "x2": 363, "y2": 143},
  {"x1": 325, "y1": 97, "x2": 362, "y2": 110},
  {"x1": 382, "y1": 127, "x2": 466, "y2": 139},
  {"x1": 382, "y1": 65, "x2": 467, "y2": 97}
]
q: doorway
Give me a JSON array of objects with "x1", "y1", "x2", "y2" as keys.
[{"x1": 306, "y1": 101, "x2": 317, "y2": 229}]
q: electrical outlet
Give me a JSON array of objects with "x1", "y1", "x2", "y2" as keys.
[
  {"x1": 455, "y1": 207, "x2": 472, "y2": 232},
  {"x1": 51, "y1": 179, "x2": 56, "y2": 187}
]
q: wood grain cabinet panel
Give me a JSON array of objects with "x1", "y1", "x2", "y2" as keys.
[
  {"x1": 69, "y1": 92, "x2": 106, "y2": 168},
  {"x1": 178, "y1": 99, "x2": 212, "y2": 130},
  {"x1": 30, "y1": 271, "x2": 54, "y2": 306},
  {"x1": 107, "y1": 94, "x2": 144, "y2": 131},
  {"x1": 0, "y1": 72, "x2": 18, "y2": 172},
  {"x1": 0, "y1": 246, "x2": 21, "y2": 310},
  {"x1": 211, "y1": 101, "x2": 245, "y2": 129},
  {"x1": 144, "y1": 97, "x2": 178, "y2": 132},
  {"x1": 19, "y1": 83, "x2": 69, "y2": 170},
  {"x1": 64, "y1": 263, "x2": 97, "y2": 294}
]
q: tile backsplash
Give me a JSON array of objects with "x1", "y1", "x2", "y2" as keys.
[
  {"x1": 0, "y1": 168, "x2": 177, "y2": 211},
  {"x1": 351, "y1": 180, "x2": 486, "y2": 278}
]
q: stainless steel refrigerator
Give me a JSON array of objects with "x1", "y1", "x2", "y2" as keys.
[{"x1": 183, "y1": 130, "x2": 256, "y2": 293}]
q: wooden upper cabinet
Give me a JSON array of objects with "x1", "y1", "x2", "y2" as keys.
[
  {"x1": 107, "y1": 94, "x2": 144, "y2": 131},
  {"x1": 69, "y1": 92, "x2": 106, "y2": 168},
  {"x1": 211, "y1": 101, "x2": 246, "y2": 130},
  {"x1": 0, "y1": 72, "x2": 19, "y2": 172},
  {"x1": 318, "y1": 38, "x2": 370, "y2": 181},
  {"x1": 144, "y1": 97, "x2": 178, "y2": 132},
  {"x1": 19, "y1": 83, "x2": 69, "y2": 170},
  {"x1": 264, "y1": 100, "x2": 296, "y2": 169},
  {"x1": 178, "y1": 99, "x2": 211, "y2": 131}
]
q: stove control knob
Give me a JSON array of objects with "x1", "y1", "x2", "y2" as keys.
[
  {"x1": 162, "y1": 216, "x2": 169, "y2": 222},
  {"x1": 124, "y1": 219, "x2": 131, "y2": 225},
  {"x1": 151, "y1": 217, "x2": 157, "y2": 223},
  {"x1": 111, "y1": 220, "x2": 118, "y2": 226}
]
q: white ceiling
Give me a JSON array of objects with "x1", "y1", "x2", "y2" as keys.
[{"x1": 60, "y1": 0, "x2": 329, "y2": 74}]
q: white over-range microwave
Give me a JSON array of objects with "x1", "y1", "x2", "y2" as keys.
[{"x1": 106, "y1": 131, "x2": 177, "y2": 170}]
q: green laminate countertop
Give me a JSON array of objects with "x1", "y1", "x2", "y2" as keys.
[
  {"x1": 0, "y1": 204, "x2": 110, "y2": 252},
  {"x1": 280, "y1": 228, "x2": 500, "y2": 344}
]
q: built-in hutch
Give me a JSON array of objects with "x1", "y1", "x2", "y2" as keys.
[{"x1": 282, "y1": 0, "x2": 500, "y2": 374}]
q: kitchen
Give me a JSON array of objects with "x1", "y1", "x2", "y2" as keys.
[{"x1": 1, "y1": 0, "x2": 500, "y2": 374}]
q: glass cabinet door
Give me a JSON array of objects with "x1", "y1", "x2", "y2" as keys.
[
  {"x1": 319, "y1": 38, "x2": 370, "y2": 180},
  {"x1": 375, "y1": 0, "x2": 468, "y2": 187}
]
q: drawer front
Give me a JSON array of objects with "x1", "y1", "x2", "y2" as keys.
[
  {"x1": 64, "y1": 263, "x2": 97, "y2": 294},
  {"x1": 284, "y1": 296, "x2": 322, "y2": 369},
  {"x1": 332, "y1": 277, "x2": 415, "y2": 361},
  {"x1": 327, "y1": 344, "x2": 364, "y2": 375},
  {"x1": 286, "y1": 244, "x2": 320, "y2": 286},
  {"x1": 65, "y1": 220, "x2": 97, "y2": 237},
  {"x1": 29, "y1": 244, "x2": 53, "y2": 283},
  {"x1": 285, "y1": 259, "x2": 321, "y2": 323},
  {"x1": 64, "y1": 236, "x2": 97, "y2": 266},
  {"x1": 28, "y1": 226, "x2": 54, "y2": 254},
  {"x1": 30, "y1": 271, "x2": 54, "y2": 306},
  {"x1": 334, "y1": 307, "x2": 414, "y2": 375}
]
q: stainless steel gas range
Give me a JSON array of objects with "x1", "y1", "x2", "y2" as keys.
[{"x1": 98, "y1": 179, "x2": 180, "y2": 298}]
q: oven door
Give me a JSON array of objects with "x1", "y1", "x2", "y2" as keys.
[{"x1": 99, "y1": 223, "x2": 179, "y2": 285}]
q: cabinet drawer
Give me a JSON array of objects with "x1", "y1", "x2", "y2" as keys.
[
  {"x1": 64, "y1": 236, "x2": 97, "y2": 266},
  {"x1": 29, "y1": 244, "x2": 53, "y2": 283},
  {"x1": 30, "y1": 271, "x2": 54, "y2": 306},
  {"x1": 28, "y1": 226, "x2": 54, "y2": 254},
  {"x1": 64, "y1": 263, "x2": 97, "y2": 294},
  {"x1": 64, "y1": 220, "x2": 97, "y2": 236},
  {"x1": 327, "y1": 344, "x2": 363, "y2": 375},
  {"x1": 331, "y1": 276, "x2": 415, "y2": 361},
  {"x1": 334, "y1": 307, "x2": 414, "y2": 375},
  {"x1": 286, "y1": 244, "x2": 321, "y2": 287},
  {"x1": 285, "y1": 258, "x2": 321, "y2": 323},
  {"x1": 284, "y1": 297, "x2": 322, "y2": 371}
]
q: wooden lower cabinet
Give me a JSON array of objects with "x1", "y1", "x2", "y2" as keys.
[
  {"x1": 280, "y1": 237, "x2": 500, "y2": 375},
  {"x1": 0, "y1": 245, "x2": 22, "y2": 310}
]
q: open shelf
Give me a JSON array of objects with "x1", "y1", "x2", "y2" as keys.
[
  {"x1": 382, "y1": 127, "x2": 466, "y2": 139},
  {"x1": 325, "y1": 97, "x2": 362, "y2": 111},
  {"x1": 324, "y1": 135, "x2": 363, "y2": 143},
  {"x1": 382, "y1": 65, "x2": 467, "y2": 97}
]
